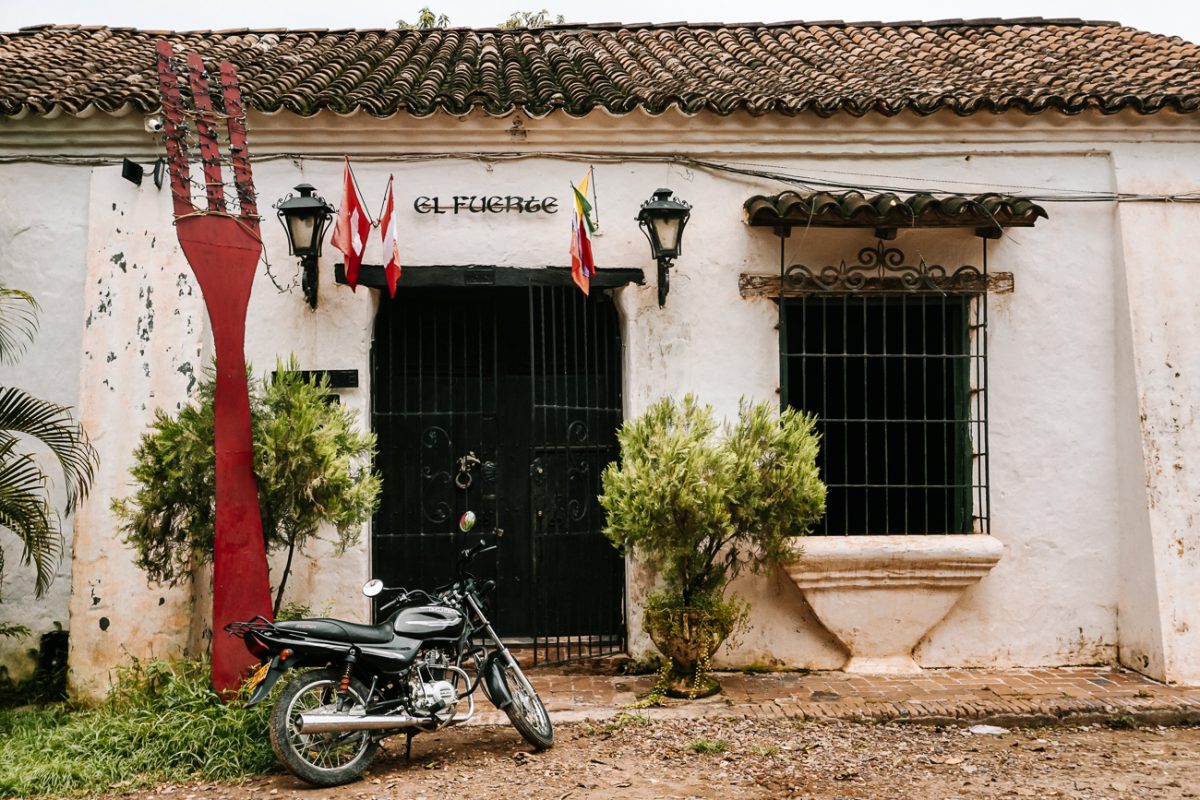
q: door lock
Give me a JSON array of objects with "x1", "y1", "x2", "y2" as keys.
[{"x1": 455, "y1": 451, "x2": 481, "y2": 489}]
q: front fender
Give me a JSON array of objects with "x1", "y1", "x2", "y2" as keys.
[{"x1": 482, "y1": 652, "x2": 513, "y2": 710}]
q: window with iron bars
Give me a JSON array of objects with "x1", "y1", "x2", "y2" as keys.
[{"x1": 779, "y1": 248, "x2": 991, "y2": 535}]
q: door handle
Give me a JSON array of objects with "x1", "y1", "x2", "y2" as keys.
[{"x1": 455, "y1": 451, "x2": 481, "y2": 489}]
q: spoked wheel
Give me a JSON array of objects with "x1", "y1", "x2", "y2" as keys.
[
  {"x1": 500, "y1": 661, "x2": 554, "y2": 749},
  {"x1": 269, "y1": 668, "x2": 379, "y2": 787}
]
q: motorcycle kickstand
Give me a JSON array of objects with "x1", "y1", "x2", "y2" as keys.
[{"x1": 405, "y1": 732, "x2": 414, "y2": 762}]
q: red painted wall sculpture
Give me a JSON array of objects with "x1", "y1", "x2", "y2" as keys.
[{"x1": 155, "y1": 41, "x2": 274, "y2": 694}]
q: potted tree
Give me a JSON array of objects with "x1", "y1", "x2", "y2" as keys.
[{"x1": 601, "y1": 395, "x2": 825, "y2": 697}]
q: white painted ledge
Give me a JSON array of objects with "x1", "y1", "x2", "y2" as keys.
[{"x1": 786, "y1": 535, "x2": 1004, "y2": 674}]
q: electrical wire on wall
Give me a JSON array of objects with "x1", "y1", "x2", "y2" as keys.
[{"x1": 2, "y1": 150, "x2": 1198, "y2": 205}]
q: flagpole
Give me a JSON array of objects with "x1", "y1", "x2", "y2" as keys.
[
  {"x1": 588, "y1": 165, "x2": 599, "y2": 228},
  {"x1": 345, "y1": 157, "x2": 378, "y2": 227},
  {"x1": 373, "y1": 174, "x2": 392, "y2": 228}
]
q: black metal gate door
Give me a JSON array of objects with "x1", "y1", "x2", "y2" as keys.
[{"x1": 371, "y1": 285, "x2": 625, "y2": 663}]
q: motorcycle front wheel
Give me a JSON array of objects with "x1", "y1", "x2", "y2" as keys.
[
  {"x1": 269, "y1": 667, "x2": 379, "y2": 787},
  {"x1": 499, "y1": 661, "x2": 554, "y2": 749}
]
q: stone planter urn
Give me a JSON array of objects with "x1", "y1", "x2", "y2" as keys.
[
  {"x1": 786, "y1": 535, "x2": 1004, "y2": 673},
  {"x1": 643, "y1": 602, "x2": 742, "y2": 698}
]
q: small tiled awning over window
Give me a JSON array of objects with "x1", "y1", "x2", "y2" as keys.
[{"x1": 743, "y1": 191, "x2": 1048, "y2": 238}]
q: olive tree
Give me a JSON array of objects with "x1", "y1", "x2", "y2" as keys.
[
  {"x1": 499, "y1": 10, "x2": 565, "y2": 29},
  {"x1": 600, "y1": 395, "x2": 825, "y2": 693},
  {"x1": 397, "y1": 8, "x2": 565, "y2": 29}
]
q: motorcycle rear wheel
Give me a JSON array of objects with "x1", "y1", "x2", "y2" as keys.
[
  {"x1": 269, "y1": 668, "x2": 379, "y2": 787},
  {"x1": 500, "y1": 661, "x2": 554, "y2": 749}
]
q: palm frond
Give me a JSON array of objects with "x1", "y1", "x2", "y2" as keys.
[
  {"x1": 0, "y1": 386, "x2": 98, "y2": 514},
  {"x1": 0, "y1": 439, "x2": 62, "y2": 598},
  {"x1": 0, "y1": 287, "x2": 39, "y2": 366}
]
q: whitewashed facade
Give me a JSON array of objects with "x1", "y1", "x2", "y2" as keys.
[{"x1": 1, "y1": 104, "x2": 1198, "y2": 696}]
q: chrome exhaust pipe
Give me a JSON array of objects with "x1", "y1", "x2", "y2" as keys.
[{"x1": 295, "y1": 712, "x2": 424, "y2": 734}]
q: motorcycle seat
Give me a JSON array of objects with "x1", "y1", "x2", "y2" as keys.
[{"x1": 275, "y1": 618, "x2": 394, "y2": 645}]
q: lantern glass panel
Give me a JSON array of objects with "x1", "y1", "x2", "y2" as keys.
[
  {"x1": 652, "y1": 215, "x2": 682, "y2": 255},
  {"x1": 287, "y1": 213, "x2": 318, "y2": 256}
]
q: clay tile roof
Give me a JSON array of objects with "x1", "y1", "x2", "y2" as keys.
[
  {"x1": 1, "y1": 20, "x2": 1199, "y2": 118},
  {"x1": 744, "y1": 190, "x2": 1049, "y2": 233}
]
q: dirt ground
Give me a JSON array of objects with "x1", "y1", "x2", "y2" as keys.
[{"x1": 115, "y1": 717, "x2": 1199, "y2": 800}]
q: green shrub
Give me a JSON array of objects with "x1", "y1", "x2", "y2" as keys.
[
  {"x1": 113, "y1": 356, "x2": 381, "y2": 615},
  {"x1": 1105, "y1": 714, "x2": 1137, "y2": 730},
  {"x1": 0, "y1": 658, "x2": 275, "y2": 797}
]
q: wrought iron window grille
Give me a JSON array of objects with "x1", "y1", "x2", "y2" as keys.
[
  {"x1": 775, "y1": 233, "x2": 993, "y2": 536},
  {"x1": 783, "y1": 241, "x2": 987, "y2": 295}
]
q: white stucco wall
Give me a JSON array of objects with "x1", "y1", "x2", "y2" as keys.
[
  {"x1": 3, "y1": 107, "x2": 1198, "y2": 689},
  {"x1": 66, "y1": 167, "x2": 208, "y2": 697},
  {"x1": 0, "y1": 163, "x2": 91, "y2": 679},
  {"x1": 1110, "y1": 145, "x2": 1200, "y2": 685}
]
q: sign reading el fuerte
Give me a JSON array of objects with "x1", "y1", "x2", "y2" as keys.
[{"x1": 414, "y1": 195, "x2": 559, "y2": 215}]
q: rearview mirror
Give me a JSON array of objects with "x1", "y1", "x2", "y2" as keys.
[{"x1": 362, "y1": 579, "x2": 384, "y2": 597}]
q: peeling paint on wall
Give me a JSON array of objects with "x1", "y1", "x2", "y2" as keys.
[
  {"x1": 177, "y1": 361, "x2": 196, "y2": 395},
  {"x1": 67, "y1": 165, "x2": 206, "y2": 700}
]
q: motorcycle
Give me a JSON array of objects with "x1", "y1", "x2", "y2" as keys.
[{"x1": 225, "y1": 511, "x2": 553, "y2": 787}]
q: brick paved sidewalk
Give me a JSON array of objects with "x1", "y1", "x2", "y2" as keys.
[{"x1": 472, "y1": 667, "x2": 1200, "y2": 729}]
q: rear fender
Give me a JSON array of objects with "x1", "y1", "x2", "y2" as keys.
[
  {"x1": 243, "y1": 646, "x2": 350, "y2": 707},
  {"x1": 482, "y1": 652, "x2": 513, "y2": 710},
  {"x1": 245, "y1": 654, "x2": 285, "y2": 707}
]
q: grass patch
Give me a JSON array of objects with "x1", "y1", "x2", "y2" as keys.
[
  {"x1": 687, "y1": 738, "x2": 729, "y2": 754},
  {"x1": 582, "y1": 711, "x2": 654, "y2": 737},
  {"x1": 733, "y1": 663, "x2": 810, "y2": 676},
  {"x1": 0, "y1": 658, "x2": 276, "y2": 798},
  {"x1": 750, "y1": 743, "x2": 780, "y2": 756},
  {"x1": 1105, "y1": 714, "x2": 1137, "y2": 730},
  {"x1": 619, "y1": 656, "x2": 667, "y2": 676},
  {"x1": 734, "y1": 662, "x2": 777, "y2": 674}
]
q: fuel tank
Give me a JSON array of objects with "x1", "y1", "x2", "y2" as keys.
[{"x1": 392, "y1": 605, "x2": 465, "y2": 639}]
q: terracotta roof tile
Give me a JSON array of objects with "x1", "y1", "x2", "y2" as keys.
[
  {"x1": 1, "y1": 20, "x2": 1198, "y2": 118},
  {"x1": 744, "y1": 190, "x2": 1048, "y2": 232}
]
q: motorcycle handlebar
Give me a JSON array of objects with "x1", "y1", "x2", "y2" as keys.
[
  {"x1": 459, "y1": 530, "x2": 502, "y2": 562},
  {"x1": 373, "y1": 522, "x2": 502, "y2": 603},
  {"x1": 377, "y1": 591, "x2": 407, "y2": 614}
]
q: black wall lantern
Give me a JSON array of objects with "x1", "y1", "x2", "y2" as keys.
[
  {"x1": 275, "y1": 183, "x2": 335, "y2": 309},
  {"x1": 636, "y1": 188, "x2": 691, "y2": 307}
]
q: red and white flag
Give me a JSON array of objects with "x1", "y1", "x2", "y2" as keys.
[
  {"x1": 380, "y1": 175, "x2": 402, "y2": 298},
  {"x1": 330, "y1": 156, "x2": 371, "y2": 290}
]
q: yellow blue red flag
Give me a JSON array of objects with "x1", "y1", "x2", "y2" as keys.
[{"x1": 569, "y1": 168, "x2": 596, "y2": 295}]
